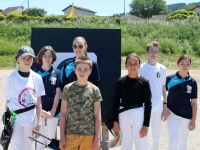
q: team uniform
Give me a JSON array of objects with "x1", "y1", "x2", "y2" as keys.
[
  {"x1": 112, "y1": 75, "x2": 152, "y2": 150},
  {"x1": 34, "y1": 67, "x2": 61, "y2": 150},
  {"x1": 139, "y1": 62, "x2": 167, "y2": 150},
  {"x1": 166, "y1": 72, "x2": 198, "y2": 150},
  {"x1": 61, "y1": 81, "x2": 102, "y2": 150},
  {"x1": 2, "y1": 70, "x2": 45, "y2": 150},
  {"x1": 60, "y1": 57, "x2": 100, "y2": 89}
]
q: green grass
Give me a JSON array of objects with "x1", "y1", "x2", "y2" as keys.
[
  {"x1": 0, "y1": 55, "x2": 15, "y2": 69},
  {"x1": 1, "y1": 17, "x2": 200, "y2": 69}
]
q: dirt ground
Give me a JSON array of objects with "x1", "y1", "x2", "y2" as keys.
[{"x1": 0, "y1": 70, "x2": 200, "y2": 150}]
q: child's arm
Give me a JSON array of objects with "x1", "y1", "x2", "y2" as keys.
[
  {"x1": 112, "y1": 80, "x2": 122, "y2": 135},
  {"x1": 59, "y1": 100, "x2": 68, "y2": 150},
  {"x1": 92, "y1": 101, "x2": 101, "y2": 150},
  {"x1": 5, "y1": 100, "x2": 10, "y2": 111},
  {"x1": 189, "y1": 98, "x2": 197, "y2": 131},
  {"x1": 140, "y1": 80, "x2": 152, "y2": 138},
  {"x1": 49, "y1": 87, "x2": 61, "y2": 118},
  {"x1": 162, "y1": 85, "x2": 170, "y2": 121},
  {"x1": 33, "y1": 96, "x2": 42, "y2": 138}
]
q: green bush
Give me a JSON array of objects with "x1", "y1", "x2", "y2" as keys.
[
  {"x1": 18, "y1": 15, "x2": 30, "y2": 21},
  {"x1": 90, "y1": 16, "x2": 99, "y2": 23},
  {"x1": 167, "y1": 9, "x2": 198, "y2": 20},
  {"x1": 0, "y1": 15, "x2": 5, "y2": 21},
  {"x1": 22, "y1": 8, "x2": 46, "y2": 17},
  {"x1": 31, "y1": 16, "x2": 44, "y2": 21},
  {"x1": 6, "y1": 12, "x2": 21, "y2": 21},
  {"x1": 115, "y1": 17, "x2": 121, "y2": 24},
  {"x1": 44, "y1": 15, "x2": 62, "y2": 23}
]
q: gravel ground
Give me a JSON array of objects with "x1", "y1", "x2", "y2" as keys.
[{"x1": 0, "y1": 70, "x2": 200, "y2": 150}]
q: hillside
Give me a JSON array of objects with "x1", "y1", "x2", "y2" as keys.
[
  {"x1": 0, "y1": 17, "x2": 200, "y2": 69},
  {"x1": 168, "y1": 2, "x2": 200, "y2": 11}
]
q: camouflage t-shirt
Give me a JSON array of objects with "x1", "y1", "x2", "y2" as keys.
[{"x1": 61, "y1": 81, "x2": 102, "y2": 135}]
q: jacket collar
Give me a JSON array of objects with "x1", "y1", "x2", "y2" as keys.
[{"x1": 176, "y1": 71, "x2": 190, "y2": 80}]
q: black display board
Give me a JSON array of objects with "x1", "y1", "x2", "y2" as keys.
[{"x1": 31, "y1": 28, "x2": 121, "y2": 122}]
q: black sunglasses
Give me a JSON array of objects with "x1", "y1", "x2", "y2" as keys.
[{"x1": 72, "y1": 45, "x2": 84, "y2": 49}]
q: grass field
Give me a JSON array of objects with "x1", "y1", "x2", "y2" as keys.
[{"x1": 1, "y1": 18, "x2": 200, "y2": 69}]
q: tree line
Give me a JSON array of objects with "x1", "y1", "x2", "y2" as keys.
[{"x1": 129, "y1": 0, "x2": 200, "y2": 18}]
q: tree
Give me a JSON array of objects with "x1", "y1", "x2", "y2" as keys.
[
  {"x1": 187, "y1": 2, "x2": 200, "y2": 10},
  {"x1": 167, "y1": 9, "x2": 198, "y2": 20},
  {"x1": 129, "y1": 0, "x2": 167, "y2": 18},
  {"x1": 167, "y1": 3, "x2": 187, "y2": 12},
  {"x1": 22, "y1": 8, "x2": 46, "y2": 17}
]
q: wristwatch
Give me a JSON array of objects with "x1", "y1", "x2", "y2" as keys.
[{"x1": 163, "y1": 102, "x2": 167, "y2": 105}]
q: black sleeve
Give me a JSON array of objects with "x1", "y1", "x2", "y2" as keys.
[
  {"x1": 112, "y1": 79, "x2": 122, "y2": 122},
  {"x1": 92, "y1": 81, "x2": 99, "y2": 87},
  {"x1": 61, "y1": 65, "x2": 67, "y2": 90},
  {"x1": 191, "y1": 79, "x2": 198, "y2": 99},
  {"x1": 55, "y1": 69, "x2": 61, "y2": 88},
  {"x1": 143, "y1": 80, "x2": 152, "y2": 127},
  {"x1": 166, "y1": 76, "x2": 170, "y2": 91},
  {"x1": 91, "y1": 61, "x2": 100, "y2": 82}
]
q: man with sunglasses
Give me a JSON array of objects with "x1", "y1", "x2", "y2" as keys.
[{"x1": 60, "y1": 36, "x2": 100, "y2": 90}]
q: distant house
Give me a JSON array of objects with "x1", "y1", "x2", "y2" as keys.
[
  {"x1": 0, "y1": 9, "x2": 6, "y2": 15},
  {"x1": 3, "y1": 6, "x2": 23, "y2": 15},
  {"x1": 190, "y1": 5, "x2": 200, "y2": 16},
  {"x1": 120, "y1": 13, "x2": 142, "y2": 20},
  {"x1": 62, "y1": 5, "x2": 96, "y2": 16},
  {"x1": 150, "y1": 15, "x2": 168, "y2": 20}
]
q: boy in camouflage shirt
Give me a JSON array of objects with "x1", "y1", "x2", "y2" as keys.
[{"x1": 59, "y1": 56, "x2": 102, "y2": 150}]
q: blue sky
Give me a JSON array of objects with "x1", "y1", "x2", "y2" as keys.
[{"x1": 0, "y1": 0, "x2": 199, "y2": 16}]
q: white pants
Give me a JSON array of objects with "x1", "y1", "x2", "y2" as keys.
[
  {"x1": 36, "y1": 117, "x2": 59, "y2": 150},
  {"x1": 10, "y1": 116, "x2": 36, "y2": 150},
  {"x1": 166, "y1": 112, "x2": 190, "y2": 150},
  {"x1": 119, "y1": 107, "x2": 148, "y2": 150},
  {"x1": 150, "y1": 111, "x2": 162, "y2": 150}
]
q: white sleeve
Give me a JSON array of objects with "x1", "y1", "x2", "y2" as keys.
[
  {"x1": 138, "y1": 67, "x2": 142, "y2": 76},
  {"x1": 37, "y1": 77, "x2": 45, "y2": 97},
  {"x1": 162, "y1": 67, "x2": 167, "y2": 85},
  {"x1": 2, "y1": 76, "x2": 11, "y2": 100}
]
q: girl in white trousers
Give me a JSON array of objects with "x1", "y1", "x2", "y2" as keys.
[
  {"x1": 36, "y1": 117, "x2": 59, "y2": 150},
  {"x1": 166, "y1": 112, "x2": 191, "y2": 150},
  {"x1": 112, "y1": 53, "x2": 152, "y2": 150},
  {"x1": 166, "y1": 55, "x2": 198, "y2": 150},
  {"x1": 34, "y1": 46, "x2": 61, "y2": 150},
  {"x1": 119, "y1": 107, "x2": 148, "y2": 150}
]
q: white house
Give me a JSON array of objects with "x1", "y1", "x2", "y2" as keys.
[
  {"x1": 62, "y1": 5, "x2": 96, "y2": 16},
  {"x1": 190, "y1": 5, "x2": 200, "y2": 16},
  {"x1": 3, "y1": 6, "x2": 23, "y2": 15}
]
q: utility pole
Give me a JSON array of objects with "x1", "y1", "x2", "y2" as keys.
[
  {"x1": 21, "y1": 1, "x2": 26, "y2": 9},
  {"x1": 27, "y1": 0, "x2": 29, "y2": 9},
  {"x1": 124, "y1": 0, "x2": 125, "y2": 18}
]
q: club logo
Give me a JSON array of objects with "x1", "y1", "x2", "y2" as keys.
[
  {"x1": 51, "y1": 77, "x2": 57, "y2": 85},
  {"x1": 186, "y1": 85, "x2": 192, "y2": 93},
  {"x1": 157, "y1": 72, "x2": 161, "y2": 78},
  {"x1": 18, "y1": 87, "x2": 36, "y2": 107}
]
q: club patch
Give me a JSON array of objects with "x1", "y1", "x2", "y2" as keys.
[
  {"x1": 186, "y1": 85, "x2": 192, "y2": 93},
  {"x1": 51, "y1": 77, "x2": 57, "y2": 85},
  {"x1": 157, "y1": 72, "x2": 161, "y2": 78}
]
